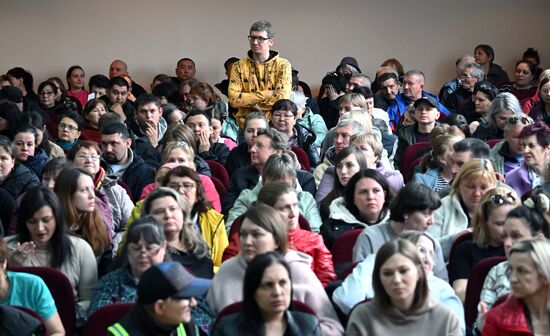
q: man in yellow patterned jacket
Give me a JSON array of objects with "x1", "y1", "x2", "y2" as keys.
[{"x1": 228, "y1": 20, "x2": 292, "y2": 128}]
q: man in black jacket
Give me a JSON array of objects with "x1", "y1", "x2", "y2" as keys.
[{"x1": 185, "y1": 110, "x2": 230, "y2": 165}]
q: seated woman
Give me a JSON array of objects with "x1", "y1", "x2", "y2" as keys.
[
  {"x1": 346, "y1": 238, "x2": 462, "y2": 335},
  {"x1": 291, "y1": 90, "x2": 328, "y2": 148},
  {"x1": 460, "y1": 80, "x2": 499, "y2": 125},
  {"x1": 36, "y1": 80, "x2": 67, "y2": 135},
  {"x1": 206, "y1": 107, "x2": 237, "y2": 150},
  {"x1": 483, "y1": 239, "x2": 550, "y2": 335},
  {"x1": 12, "y1": 124, "x2": 49, "y2": 179},
  {"x1": 449, "y1": 187, "x2": 520, "y2": 302},
  {"x1": 56, "y1": 110, "x2": 83, "y2": 153},
  {"x1": 352, "y1": 182, "x2": 447, "y2": 279},
  {"x1": 0, "y1": 137, "x2": 40, "y2": 203},
  {"x1": 500, "y1": 60, "x2": 538, "y2": 109},
  {"x1": 0, "y1": 236, "x2": 65, "y2": 336},
  {"x1": 206, "y1": 204, "x2": 343, "y2": 335},
  {"x1": 162, "y1": 123, "x2": 211, "y2": 176},
  {"x1": 28, "y1": 111, "x2": 65, "y2": 159},
  {"x1": 68, "y1": 140, "x2": 133, "y2": 249},
  {"x1": 80, "y1": 99, "x2": 108, "y2": 143},
  {"x1": 54, "y1": 168, "x2": 112, "y2": 262},
  {"x1": 505, "y1": 121, "x2": 550, "y2": 196},
  {"x1": 472, "y1": 92, "x2": 523, "y2": 141},
  {"x1": 225, "y1": 182, "x2": 336, "y2": 286},
  {"x1": 529, "y1": 76, "x2": 550, "y2": 123},
  {"x1": 5, "y1": 186, "x2": 97, "y2": 321},
  {"x1": 475, "y1": 205, "x2": 549, "y2": 332},
  {"x1": 213, "y1": 252, "x2": 321, "y2": 335},
  {"x1": 142, "y1": 187, "x2": 214, "y2": 278},
  {"x1": 87, "y1": 216, "x2": 167, "y2": 317},
  {"x1": 428, "y1": 158, "x2": 497, "y2": 259},
  {"x1": 65, "y1": 65, "x2": 89, "y2": 109},
  {"x1": 316, "y1": 146, "x2": 369, "y2": 220},
  {"x1": 225, "y1": 112, "x2": 269, "y2": 178},
  {"x1": 0, "y1": 102, "x2": 26, "y2": 140},
  {"x1": 334, "y1": 231, "x2": 464, "y2": 330},
  {"x1": 414, "y1": 134, "x2": 463, "y2": 193},
  {"x1": 322, "y1": 169, "x2": 392, "y2": 249},
  {"x1": 227, "y1": 153, "x2": 322, "y2": 233}
]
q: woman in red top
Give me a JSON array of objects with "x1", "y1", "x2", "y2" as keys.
[{"x1": 483, "y1": 238, "x2": 550, "y2": 336}]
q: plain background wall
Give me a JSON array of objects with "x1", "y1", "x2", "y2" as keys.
[{"x1": 2, "y1": 0, "x2": 548, "y2": 94}]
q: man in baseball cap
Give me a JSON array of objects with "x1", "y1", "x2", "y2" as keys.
[{"x1": 108, "y1": 261, "x2": 211, "y2": 335}]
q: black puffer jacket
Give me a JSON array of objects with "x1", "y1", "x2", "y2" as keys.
[
  {"x1": 0, "y1": 163, "x2": 40, "y2": 201},
  {"x1": 293, "y1": 123, "x2": 320, "y2": 168}
]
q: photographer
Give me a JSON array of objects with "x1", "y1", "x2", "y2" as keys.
[{"x1": 319, "y1": 72, "x2": 348, "y2": 129}]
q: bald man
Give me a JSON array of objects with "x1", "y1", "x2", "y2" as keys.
[{"x1": 108, "y1": 60, "x2": 146, "y2": 97}]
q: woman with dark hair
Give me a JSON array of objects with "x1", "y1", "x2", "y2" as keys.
[
  {"x1": 352, "y1": 182, "x2": 447, "y2": 279},
  {"x1": 474, "y1": 44, "x2": 510, "y2": 88},
  {"x1": 46, "y1": 76, "x2": 80, "y2": 117},
  {"x1": 80, "y1": 99, "x2": 108, "y2": 143},
  {"x1": 460, "y1": 79, "x2": 499, "y2": 125},
  {"x1": 317, "y1": 146, "x2": 369, "y2": 220},
  {"x1": 4, "y1": 186, "x2": 97, "y2": 321},
  {"x1": 414, "y1": 134, "x2": 462, "y2": 192},
  {"x1": 206, "y1": 106, "x2": 237, "y2": 150},
  {"x1": 141, "y1": 187, "x2": 213, "y2": 278},
  {"x1": 505, "y1": 121, "x2": 550, "y2": 196},
  {"x1": 207, "y1": 204, "x2": 343, "y2": 335},
  {"x1": 213, "y1": 252, "x2": 321, "y2": 336},
  {"x1": 523, "y1": 48, "x2": 542, "y2": 79},
  {"x1": 0, "y1": 236, "x2": 65, "y2": 335},
  {"x1": 66, "y1": 65, "x2": 89, "y2": 108},
  {"x1": 449, "y1": 187, "x2": 520, "y2": 302},
  {"x1": 87, "y1": 216, "x2": 167, "y2": 317},
  {"x1": 483, "y1": 239, "x2": 550, "y2": 335},
  {"x1": 475, "y1": 205, "x2": 549, "y2": 332},
  {"x1": 161, "y1": 103, "x2": 185, "y2": 125},
  {"x1": 12, "y1": 124, "x2": 49, "y2": 179},
  {"x1": 0, "y1": 136, "x2": 40, "y2": 202},
  {"x1": 346, "y1": 239, "x2": 462, "y2": 335},
  {"x1": 0, "y1": 102, "x2": 26, "y2": 140},
  {"x1": 29, "y1": 110, "x2": 65, "y2": 159},
  {"x1": 54, "y1": 168, "x2": 112, "y2": 257},
  {"x1": 529, "y1": 76, "x2": 550, "y2": 125},
  {"x1": 56, "y1": 110, "x2": 83, "y2": 153},
  {"x1": 37, "y1": 80, "x2": 65, "y2": 131},
  {"x1": 6, "y1": 67, "x2": 37, "y2": 102},
  {"x1": 500, "y1": 60, "x2": 538, "y2": 109},
  {"x1": 322, "y1": 169, "x2": 392, "y2": 249}
]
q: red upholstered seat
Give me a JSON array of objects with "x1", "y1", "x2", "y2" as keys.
[
  {"x1": 206, "y1": 160, "x2": 229, "y2": 188},
  {"x1": 82, "y1": 302, "x2": 134, "y2": 336}
]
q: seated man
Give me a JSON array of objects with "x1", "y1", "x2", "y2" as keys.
[
  {"x1": 441, "y1": 62, "x2": 484, "y2": 114},
  {"x1": 373, "y1": 69, "x2": 400, "y2": 111},
  {"x1": 490, "y1": 115, "x2": 530, "y2": 175},
  {"x1": 222, "y1": 128, "x2": 315, "y2": 216},
  {"x1": 185, "y1": 110, "x2": 230, "y2": 165},
  {"x1": 104, "y1": 76, "x2": 134, "y2": 121},
  {"x1": 271, "y1": 99, "x2": 320, "y2": 168},
  {"x1": 108, "y1": 261, "x2": 210, "y2": 336},
  {"x1": 171, "y1": 58, "x2": 197, "y2": 86},
  {"x1": 109, "y1": 59, "x2": 147, "y2": 97},
  {"x1": 394, "y1": 96, "x2": 440, "y2": 170},
  {"x1": 438, "y1": 55, "x2": 476, "y2": 105},
  {"x1": 226, "y1": 153, "x2": 322, "y2": 232}
]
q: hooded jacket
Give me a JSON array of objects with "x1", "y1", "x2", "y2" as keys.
[
  {"x1": 0, "y1": 163, "x2": 40, "y2": 201},
  {"x1": 228, "y1": 50, "x2": 292, "y2": 127},
  {"x1": 22, "y1": 147, "x2": 49, "y2": 179}
]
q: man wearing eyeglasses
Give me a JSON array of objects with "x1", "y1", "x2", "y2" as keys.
[
  {"x1": 490, "y1": 116, "x2": 531, "y2": 175},
  {"x1": 441, "y1": 63, "x2": 484, "y2": 114},
  {"x1": 228, "y1": 20, "x2": 292, "y2": 128}
]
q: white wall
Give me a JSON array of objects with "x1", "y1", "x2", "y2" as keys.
[{"x1": 2, "y1": 0, "x2": 548, "y2": 94}]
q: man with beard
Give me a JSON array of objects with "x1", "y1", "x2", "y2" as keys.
[{"x1": 100, "y1": 122, "x2": 155, "y2": 202}]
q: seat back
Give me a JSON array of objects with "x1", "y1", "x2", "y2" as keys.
[
  {"x1": 12, "y1": 306, "x2": 47, "y2": 336},
  {"x1": 447, "y1": 231, "x2": 474, "y2": 274},
  {"x1": 82, "y1": 302, "x2": 134, "y2": 336},
  {"x1": 206, "y1": 160, "x2": 229, "y2": 187},
  {"x1": 331, "y1": 228, "x2": 363, "y2": 276},
  {"x1": 10, "y1": 266, "x2": 77, "y2": 336},
  {"x1": 291, "y1": 145, "x2": 311, "y2": 172},
  {"x1": 210, "y1": 176, "x2": 226, "y2": 200},
  {"x1": 404, "y1": 156, "x2": 423, "y2": 183},
  {"x1": 464, "y1": 256, "x2": 507, "y2": 329},
  {"x1": 400, "y1": 142, "x2": 430, "y2": 171},
  {"x1": 486, "y1": 139, "x2": 502, "y2": 148}
]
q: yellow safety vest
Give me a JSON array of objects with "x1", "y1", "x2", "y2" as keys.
[{"x1": 107, "y1": 322, "x2": 193, "y2": 336}]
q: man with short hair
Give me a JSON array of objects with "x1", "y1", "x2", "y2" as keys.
[
  {"x1": 386, "y1": 70, "x2": 449, "y2": 132},
  {"x1": 228, "y1": 20, "x2": 292, "y2": 128},
  {"x1": 222, "y1": 128, "x2": 315, "y2": 216},
  {"x1": 185, "y1": 110, "x2": 230, "y2": 165},
  {"x1": 106, "y1": 77, "x2": 134, "y2": 121},
  {"x1": 108, "y1": 261, "x2": 209, "y2": 336},
  {"x1": 108, "y1": 60, "x2": 146, "y2": 97},
  {"x1": 127, "y1": 94, "x2": 168, "y2": 148},
  {"x1": 438, "y1": 55, "x2": 477, "y2": 103},
  {"x1": 345, "y1": 73, "x2": 371, "y2": 93},
  {"x1": 442, "y1": 63, "x2": 484, "y2": 114},
  {"x1": 313, "y1": 119, "x2": 365, "y2": 185},
  {"x1": 490, "y1": 117, "x2": 529, "y2": 175},
  {"x1": 100, "y1": 122, "x2": 156, "y2": 202},
  {"x1": 449, "y1": 138, "x2": 491, "y2": 177},
  {"x1": 374, "y1": 72, "x2": 400, "y2": 111},
  {"x1": 394, "y1": 96, "x2": 440, "y2": 170},
  {"x1": 215, "y1": 57, "x2": 239, "y2": 97},
  {"x1": 173, "y1": 58, "x2": 197, "y2": 86}
]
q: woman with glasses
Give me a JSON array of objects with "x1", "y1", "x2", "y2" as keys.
[
  {"x1": 472, "y1": 92, "x2": 523, "y2": 141},
  {"x1": 68, "y1": 140, "x2": 134, "y2": 250},
  {"x1": 81, "y1": 99, "x2": 108, "y2": 143},
  {"x1": 505, "y1": 121, "x2": 550, "y2": 196},
  {"x1": 87, "y1": 216, "x2": 167, "y2": 317},
  {"x1": 483, "y1": 239, "x2": 550, "y2": 336},
  {"x1": 56, "y1": 110, "x2": 83, "y2": 153},
  {"x1": 529, "y1": 76, "x2": 550, "y2": 125},
  {"x1": 449, "y1": 187, "x2": 520, "y2": 302},
  {"x1": 141, "y1": 187, "x2": 214, "y2": 278},
  {"x1": 37, "y1": 80, "x2": 67, "y2": 135}
]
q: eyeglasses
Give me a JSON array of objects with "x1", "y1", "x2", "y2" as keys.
[
  {"x1": 39, "y1": 91, "x2": 55, "y2": 96},
  {"x1": 272, "y1": 113, "x2": 295, "y2": 120},
  {"x1": 507, "y1": 116, "x2": 532, "y2": 125},
  {"x1": 490, "y1": 193, "x2": 516, "y2": 206},
  {"x1": 167, "y1": 182, "x2": 196, "y2": 192},
  {"x1": 58, "y1": 123, "x2": 79, "y2": 132},
  {"x1": 75, "y1": 154, "x2": 100, "y2": 161},
  {"x1": 127, "y1": 244, "x2": 162, "y2": 257},
  {"x1": 248, "y1": 35, "x2": 271, "y2": 43}
]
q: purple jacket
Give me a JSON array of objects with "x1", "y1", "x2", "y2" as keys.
[{"x1": 505, "y1": 163, "x2": 532, "y2": 197}]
